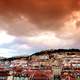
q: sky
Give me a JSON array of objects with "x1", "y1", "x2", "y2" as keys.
[{"x1": 0, "y1": 0, "x2": 80, "y2": 57}]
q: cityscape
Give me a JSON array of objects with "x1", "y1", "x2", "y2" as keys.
[
  {"x1": 0, "y1": 0, "x2": 80, "y2": 80},
  {"x1": 0, "y1": 49, "x2": 80, "y2": 80}
]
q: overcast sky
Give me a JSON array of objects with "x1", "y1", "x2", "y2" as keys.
[{"x1": 0, "y1": 0, "x2": 80, "y2": 57}]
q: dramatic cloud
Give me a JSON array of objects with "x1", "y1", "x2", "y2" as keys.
[
  {"x1": 0, "y1": 0, "x2": 79, "y2": 57},
  {"x1": 26, "y1": 32, "x2": 75, "y2": 49},
  {"x1": 56, "y1": 11, "x2": 80, "y2": 39},
  {"x1": 0, "y1": 0, "x2": 79, "y2": 35}
]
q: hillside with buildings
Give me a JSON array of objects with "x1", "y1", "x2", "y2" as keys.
[
  {"x1": 0, "y1": 49, "x2": 80, "y2": 79},
  {"x1": 1, "y1": 49, "x2": 80, "y2": 61}
]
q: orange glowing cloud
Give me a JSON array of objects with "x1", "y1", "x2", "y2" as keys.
[{"x1": 0, "y1": 0, "x2": 79, "y2": 39}]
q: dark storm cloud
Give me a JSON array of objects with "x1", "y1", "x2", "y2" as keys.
[{"x1": 0, "y1": 0, "x2": 79, "y2": 35}]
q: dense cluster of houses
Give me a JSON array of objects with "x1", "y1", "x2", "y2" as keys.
[{"x1": 0, "y1": 50, "x2": 80, "y2": 79}]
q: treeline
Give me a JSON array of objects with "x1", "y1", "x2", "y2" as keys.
[
  {"x1": 1, "y1": 56, "x2": 30, "y2": 61},
  {"x1": 32, "y1": 49, "x2": 80, "y2": 56},
  {"x1": 1, "y1": 49, "x2": 80, "y2": 61}
]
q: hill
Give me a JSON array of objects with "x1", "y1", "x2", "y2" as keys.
[{"x1": 1, "y1": 49, "x2": 80, "y2": 61}]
